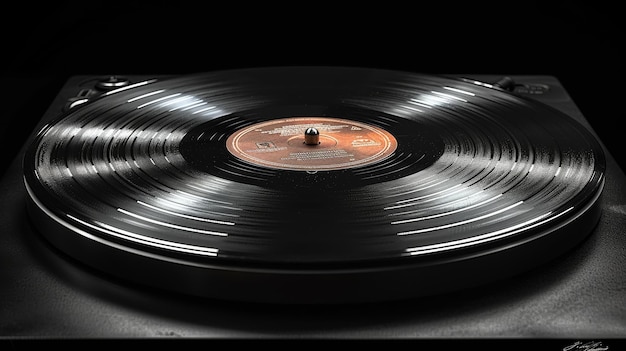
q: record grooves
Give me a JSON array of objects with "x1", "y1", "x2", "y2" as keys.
[{"x1": 22, "y1": 67, "x2": 606, "y2": 303}]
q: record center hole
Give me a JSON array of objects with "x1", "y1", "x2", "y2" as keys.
[{"x1": 304, "y1": 127, "x2": 320, "y2": 146}]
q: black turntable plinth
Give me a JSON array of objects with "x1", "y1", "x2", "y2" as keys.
[{"x1": 1, "y1": 67, "x2": 625, "y2": 341}]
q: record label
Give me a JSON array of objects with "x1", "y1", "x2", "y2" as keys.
[{"x1": 225, "y1": 117, "x2": 398, "y2": 171}]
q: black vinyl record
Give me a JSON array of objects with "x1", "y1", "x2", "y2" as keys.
[{"x1": 22, "y1": 67, "x2": 606, "y2": 303}]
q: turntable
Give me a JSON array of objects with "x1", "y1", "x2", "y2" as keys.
[{"x1": 1, "y1": 67, "x2": 625, "y2": 340}]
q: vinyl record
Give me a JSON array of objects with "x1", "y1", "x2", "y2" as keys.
[{"x1": 22, "y1": 67, "x2": 606, "y2": 303}]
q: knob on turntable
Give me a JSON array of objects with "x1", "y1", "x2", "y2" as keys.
[{"x1": 304, "y1": 127, "x2": 320, "y2": 145}]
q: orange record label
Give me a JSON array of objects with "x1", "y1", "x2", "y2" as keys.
[{"x1": 226, "y1": 117, "x2": 398, "y2": 171}]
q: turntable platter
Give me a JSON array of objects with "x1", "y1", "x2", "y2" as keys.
[{"x1": 22, "y1": 67, "x2": 606, "y2": 303}]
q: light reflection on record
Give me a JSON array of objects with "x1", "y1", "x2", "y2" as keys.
[{"x1": 23, "y1": 67, "x2": 606, "y2": 303}]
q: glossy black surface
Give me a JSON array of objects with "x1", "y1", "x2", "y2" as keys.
[{"x1": 19, "y1": 68, "x2": 606, "y2": 303}]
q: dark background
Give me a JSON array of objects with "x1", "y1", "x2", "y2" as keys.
[{"x1": 1, "y1": 1, "x2": 624, "y2": 175}]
